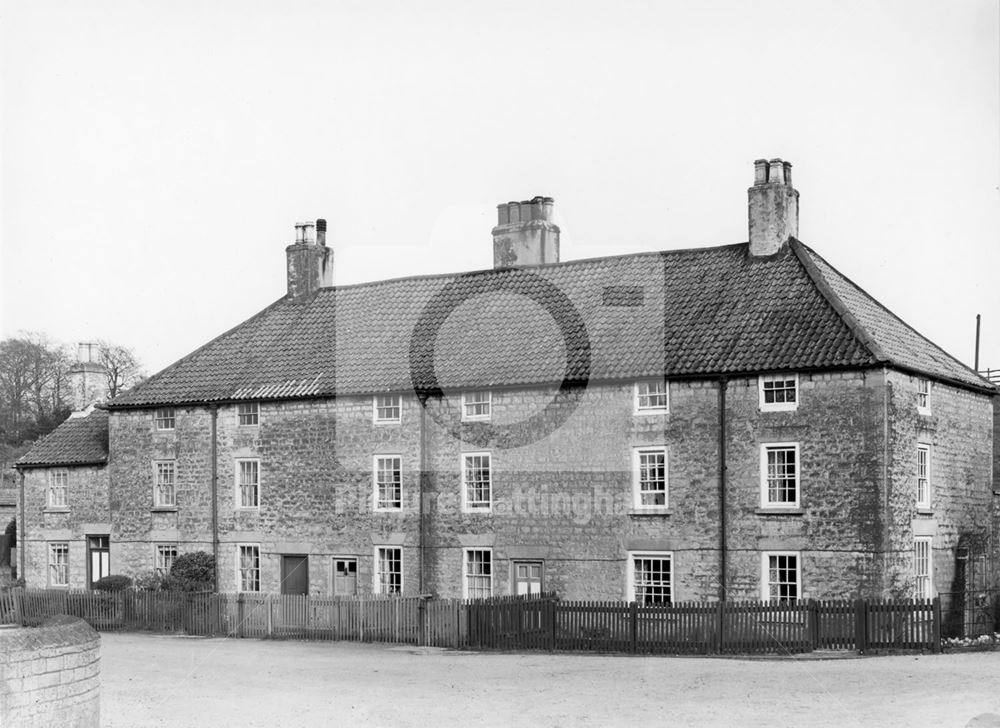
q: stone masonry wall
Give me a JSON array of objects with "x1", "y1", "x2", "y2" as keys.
[
  {"x1": 99, "y1": 367, "x2": 931, "y2": 602},
  {"x1": 21, "y1": 465, "x2": 109, "y2": 589},
  {"x1": 884, "y1": 371, "x2": 994, "y2": 597},
  {"x1": 0, "y1": 615, "x2": 100, "y2": 727}
]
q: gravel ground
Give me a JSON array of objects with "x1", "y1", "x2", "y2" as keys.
[{"x1": 99, "y1": 633, "x2": 1000, "y2": 728}]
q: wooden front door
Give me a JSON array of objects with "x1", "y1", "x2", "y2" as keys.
[
  {"x1": 280, "y1": 555, "x2": 309, "y2": 595},
  {"x1": 87, "y1": 535, "x2": 110, "y2": 588},
  {"x1": 333, "y1": 558, "x2": 357, "y2": 596},
  {"x1": 513, "y1": 561, "x2": 543, "y2": 595}
]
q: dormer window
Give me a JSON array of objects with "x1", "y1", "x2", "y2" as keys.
[
  {"x1": 462, "y1": 391, "x2": 491, "y2": 421},
  {"x1": 154, "y1": 408, "x2": 175, "y2": 430},
  {"x1": 237, "y1": 402, "x2": 259, "y2": 426},
  {"x1": 917, "y1": 379, "x2": 930, "y2": 414},
  {"x1": 634, "y1": 380, "x2": 669, "y2": 413},
  {"x1": 759, "y1": 374, "x2": 798, "y2": 412}
]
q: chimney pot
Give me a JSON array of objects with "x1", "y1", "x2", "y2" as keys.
[
  {"x1": 497, "y1": 204, "x2": 509, "y2": 226},
  {"x1": 316, "y1": 218, "x2": 327, "y2": 246},
  {"x1": 754, "y1": 159, "x2": 769, "y2": 185},
  {"x1": 768, "y1": 159, "x2": 785, "y2": 185}
]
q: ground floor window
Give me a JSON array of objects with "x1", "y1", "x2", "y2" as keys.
[
  {"x1": 238, "y1": 544, "x2": 261, "y2": 592},
  {"x1": 155, "y1": 543, "x2": 178, "y2": 577},
  {"x1": 513, "y1": 561, "x2": 543, "y2": 596},
  {"x1": 464, "y1": 549, "x2": 493, "y2": 599},
  {"x1": 375, "y1": 547, "x2": 402, "y2": 595},
  {"x1": 762, "y1": 552, "x2": 800, "y2": 602},
  {"x1": 914, "y1": 537, "x2": 933, "y2": 599},
  {"x1": 49, "y1": 542, "x2": 70, "y2": 587},
  {"x1": 629, "y1": 552, "x2": 672, "y2": 604}
]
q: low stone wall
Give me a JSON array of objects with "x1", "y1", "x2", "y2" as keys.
[{"x1": 0, "y1": 615, "x2": 100, "y2": 727}]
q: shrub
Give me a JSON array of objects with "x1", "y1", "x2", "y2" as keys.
[
  {"x1": 169, "y1": 551, "x2": 215, "y2": 591},
  {"x1": 131, "y1": 570, "x2": 168, "y2": 592},
  {"x1": 4, "y1": 519, "x2": 14, "y2": 548},
  {"x1": 94, "y1": 574, "x2": 133, "y2": 592}
]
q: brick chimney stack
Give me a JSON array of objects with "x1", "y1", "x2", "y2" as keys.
[
  {"x1": 286, "y1": 218, "x2": 333, "y2": 301},
  {"x1": 748, "y1": 158, "x2": 799, "y2": 256},
  {"x1": 492, "y1": 196, "x2": 560, "y2": 268}
]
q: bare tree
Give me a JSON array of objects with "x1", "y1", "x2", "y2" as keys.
[
  {"x1": 0, "y1": 333, "x2": 69, "y2": 443},
  {"x1": 96, "y1": 340, "x2": 145, "y2": 398}
]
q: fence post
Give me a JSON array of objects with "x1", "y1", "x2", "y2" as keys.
[
  {"x1": 418, "y1": 598, "x2": 427, "y2": 647},
  {"x1": 932, "y1": 596, "x2": 942, "y2": 653},
  {"x1": 237, "y1": 593, "x2": 245, "y2": 638},
  {"x1": 854, "y1": 599, "x2": 867, "y2": 654},
  {"x1": 266, "y1": 594, "x2": 273, "y2": 637},
  {"x1": 630, "y1": 601, "x2": 638, "y2": 654},
  {"x1": 808, "y1": 599, "x2": 819, "y2": 650},
  {"x1": 14, "y1": 586, "x2": 24, "y2": 625},
  {"x1": 714, "y1": 601, "x2": 724, "y2": 654},
  {"x1": 548, "y1": 598, "x2": 556, "y2": 652}
]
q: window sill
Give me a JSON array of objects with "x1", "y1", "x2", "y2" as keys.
[
  {"x1": 374, "y1": 508, "x2": 404, "y2": 514},
  {"x1": 756, "y1": 508, "x2": 804, "y2": 516},
  {"x1": 759, "y1": 405, "x2": 799, "y2": 413},
  {"x1": 915, "y1": 508, "x2": 934, "y2": 517},
  {"x1": 373, "y1": 420, "x2": 401, "y2": 426},
  {"x1": 628, "y1": 508, "x2": 672, "y2": 517},
  {"x1": 634, "y1": 408, "x2": 669, "y2": 416},
  {"x1": 44, "y1": 507, "x2": 70, "y2": 514},
  {"x1": 150, "y1": 506, "x2": 178, "y2": 513}
]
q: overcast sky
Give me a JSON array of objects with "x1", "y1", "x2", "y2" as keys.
[{"x1": 2, "y1": 1, "x2": 998, "y2": 380}]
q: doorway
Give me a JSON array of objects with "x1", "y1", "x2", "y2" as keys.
[
  {"x1": 513, "y1": 560, "x2": 543, "y2": 595},
  {"x1": 87, "y1": 535, "x2": 110, "y2": 588},
  {"x1": 280, "y1": 554, "x2": 309, "y2": 595}
]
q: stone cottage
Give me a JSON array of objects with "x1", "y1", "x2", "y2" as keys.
[{"x1": 16, "y1": 159, "x2": 997, "y2": 603}]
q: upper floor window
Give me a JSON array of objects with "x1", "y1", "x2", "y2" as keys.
[
  {"x1": 632, "y1": 446, "x2": 668, "y2": 509},
  {"x1": 154, "y1": 461, "x2": 177, "y2": 508},
  {"x1": 914, "y1": 537, "x2": 933, "y2": 599},
  {"x1": 916, "y1": 379, "x2": 930, "y2": 414},
  {"x1": 464, "y1": 548, "x2": 493, "y2": 599},
  {"x1": 760, "y1": 443, "x2": 800, "y2": 508},
  {"x1": 462, "y1": 391, "x2": 492, "y2": 421},
  {"x1": 629, "y1": 552, "x2": 672, "y2": 605},
  {"x1": 236, "y1": 459, "x2": 260, "y2": 509},
  {"x1": 374, "y1": 394, "x2": 401, "y2": 424},
  {"x1": 238, "y1": 544, "x2": 261, "y2": 592},
  {"x1": 154, "y1": 408, "x2": 176, "y2": 430},
  {"x1": 916, "y1": 444, "x2": 931, "y2": 509},
  {"x1": 237, "y1": 402, "x2": 259, "y2": 426},
  {"x1": 48, "y1": 469, "x2": 68, "y2": 508},
  {"x1": 762, "y1": 552, "x2": 800, "y2": 602},
  {"x1": 634, "y1": 380, "x2": 669, "y2": 413},
  {"x1": 759, "y1": 374, "x2": 798, "y2": 412},
  {"x1": 374, "y1": 455, "x2": 402, "y2": 510},
  {"x1": 462, "y1": 452, "x2": 492, "y2": 512}
]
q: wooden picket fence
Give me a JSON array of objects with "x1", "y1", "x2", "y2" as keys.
[
  {"x1": 464, "y1": 596, "x2": 942, "y2": 654},
  {"x1": 0, "y1": 588, "x2": 942, "y2": 654}
]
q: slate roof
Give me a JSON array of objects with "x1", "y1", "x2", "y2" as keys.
[
  {"x1": 16, "y1": 409, "x2": 109, "y2": 468},
  {"x1": 106, "y1": 239, "x2": 993, "y2": 409}
]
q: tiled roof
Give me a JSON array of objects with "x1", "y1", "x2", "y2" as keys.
[
  {"x1": 16, "y1": 409, "x2": 109, "y2": 468},
  {"x1": 107, "y1": 240, "x2": 992, "y2": 409}
]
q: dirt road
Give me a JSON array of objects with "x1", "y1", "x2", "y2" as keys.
[{"x1": 99, "y1": 634, "x2": 1000, "y2": 727}]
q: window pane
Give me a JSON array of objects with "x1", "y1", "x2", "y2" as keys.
[{"x1": 464, "y1": 454, "x2": 491, "y2": 508}]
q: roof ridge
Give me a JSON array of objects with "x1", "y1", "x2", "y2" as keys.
[
  {"x1": 326, "y1": 242, "x2": 750, "y2": 292},
  {"x1": 789, "y1": 239, "x2": 887, "y2": 363},
  {"x1": 793, "y1": 240, "x2": 992, "y2": 389}
]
